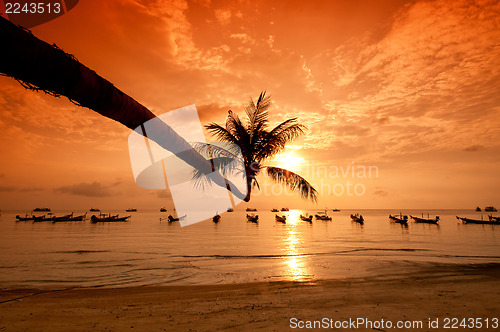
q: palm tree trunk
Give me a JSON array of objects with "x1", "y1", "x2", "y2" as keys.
[{"x1": 0, "y1": 17, "x2": 246, "y2": 200}]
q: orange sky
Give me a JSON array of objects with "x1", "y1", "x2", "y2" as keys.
[{"x1": 1, "y1": 0, "x2": 499, "y2": 210}]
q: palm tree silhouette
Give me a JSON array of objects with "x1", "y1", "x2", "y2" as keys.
[
  {"x1": 0, "y1": 16, "x2": 247, "y2": 200},
  {"x1": 204, "y1": 92, "x2": 317, "y2": 202}
]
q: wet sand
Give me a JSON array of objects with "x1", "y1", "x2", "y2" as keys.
[{"x1": 1, "y1": 263, "x2": 499, "y2": 331}]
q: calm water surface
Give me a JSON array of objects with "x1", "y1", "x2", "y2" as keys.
[{"x1": 0, "y1": 209, "x2": 499, "y2": 289}]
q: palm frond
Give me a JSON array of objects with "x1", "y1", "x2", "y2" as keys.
[
  {"x1": 254, "y1": 119, "x2": 306, "y2": 161},
  {"x1": 265, "y1": 166, "x2": 318, "y2": 202},
  {"x1": 205, "y1": 122, "x2": 238, "y2": 144},
  {"x1": 246, "y1": 91, "x2": 271, "y2": 140}
]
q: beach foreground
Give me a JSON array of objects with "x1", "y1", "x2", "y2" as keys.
[{"x1": 1, "y1": 264, "x2": 499, "y2": 331}]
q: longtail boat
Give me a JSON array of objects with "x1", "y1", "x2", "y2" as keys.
[
  {"x1": 275, "y1": 215, "x2": 286, "y2": 223},
  {"x1": 246, "y1": 214, "x2": 258, "y2": 223},
  {"x1": 300, "y1": 214, "x2": 313, "y2": 222},
  {"x1": 410, "y1": 215, "x2": 439, "y2": 224},
  {"x1": 91, "y1": 214, "x2": 130, "y2": 223},
  {"x1": 389, "y1": 214, "x2": 408, "y2": 224},
  {"x1": 351, "y1": 214, "x2": 364, "y2": 224},
  {"x1": 456, "y1": 216, "x2": 500, "y2": 225},
  {"x1": 52, "y1": 213, "x2": 87, "y2": 222}
]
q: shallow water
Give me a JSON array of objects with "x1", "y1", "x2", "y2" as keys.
[{"x1": 0, "y1": 209, "x2": 499, "y2": 289}]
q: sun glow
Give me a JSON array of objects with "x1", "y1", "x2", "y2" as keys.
[{"x1": 274, "y1": 151, "x2": 304, "y2": 171}]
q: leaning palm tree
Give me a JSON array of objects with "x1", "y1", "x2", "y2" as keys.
[
  {"x1": 203, "y1": 92, "x2": 317, "y2": 202},
  {"x1": 0, "y1": 16, "x2": 246, "y2": 200}
]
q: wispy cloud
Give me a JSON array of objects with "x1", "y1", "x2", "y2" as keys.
[{"x1": 55, "y1": 181, "x2": 115, "y2": 197}]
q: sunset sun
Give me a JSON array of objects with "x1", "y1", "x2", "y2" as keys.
[{"x1": 274, "y1": 151, "x2": 305, "y2": 171}]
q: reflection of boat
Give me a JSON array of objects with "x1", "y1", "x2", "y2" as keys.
[
  {"x1": 281, "y1": 207, "x2": 289, "y2": 211},
  {"x1": 246, "y1": 208, "x2": 257, "y2": 212},
  {"x1": 126, "y1": 208, "x2": 137, "y2": 212},
  {"x1": 271, "y1": 208, "x2": 279, "y2": 212},
  {"x1": 15, "y1": 214, "x2": 34, "y2": 221},
  {"x1": 91, "y1": 214, "x2": 131, "y2": 223},
  {"x1": 485, "y1": 206, "x2": 497, "y2": 212},
  {"x1": 246, "y1": 214, "x2": 259, "y2": 223},
  {"x1": 300, "y1": 214, "x2": 313, "y2": 222},
  {"x1": 389, "y1": 214, "x2": 408, "y2": 224},
  {"x1": 475, "y1": 207, "x2": 481, "y2": 212},
  {"x1": 213, "y1": 214, "x2": 221, "y2": 223},
  {"x1": 160, "y1": 207, "x2": 167, "y2": 212},
  {"x1": 457, "y1": 216, "x2": 500, "y2": 225},
  {"x1": 52, "y1": 213, "x2": 87, "y2": 222},
  {"x1": 33, "y1": 207, "x2": 50, "y2": 212},
  {"x1": 410, "y1": 215, "x2": 439, "y2": 224},
  {"x1": 227, "y1": 208, "x2": 234, "y2": 212},
  {"x1": 351, "y1": 213, "x2": 364, "y2": 224},
  {"x1": 90, "y1": 208, "x2": 100, "y2": 212},
  {"x1": 489, "y1": 215, "x2": 500, "y2": 222},
  {"x1": 275, "y1": 215, "x2": 286, "y2": 223}
]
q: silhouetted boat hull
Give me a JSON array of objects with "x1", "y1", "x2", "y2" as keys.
[
  {"x1": 456, "y1": 216, "x2": 500, "y2": 225},
  {"x1": 52, "y1": 213, "x2": 87, "y2": 222},
  {"x1": 351, "y1": 214, "x2": 364, "y2": 224},
  {"x1": 246, "y1": 214, "x2": 258, "y2": 223},
  {"x1": 91, "y1": 215, "x2": 130, "y2": 223},
  {"x1": 389, "y1": 215, "x2": 407, "y2": 224},
  {"x1": 300, "y1": 215, "x2": 313, "y2": 222},
  {"x1": 275, "y1": 215, "x2": 286, "y2": 223},
  {"x1": 410, "y1": 215, "x2": 439, "y2": 224}
]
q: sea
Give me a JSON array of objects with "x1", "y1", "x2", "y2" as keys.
[{"x1": 0, "y1": 209, "x2": 499, "y2": 289}]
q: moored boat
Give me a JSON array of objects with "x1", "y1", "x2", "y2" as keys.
[
  {"x1": 90, "y1": 208, "x2": 100, "y2": 212},
  {"x1": 485, "y1": 206, "x2": 497, "y2": 212},
  {"x1": 456, "y1": 216, "x2": 500, "y2": 225},
  {"x1": 32, "y1": 215, "x2": 47, "y2": 222},
  {"x1": 246, "y1": 214, "x2": 259, "y2": 223},
  {"x1": 489, "y1": 215, "x2": 500, "y2": 222},
  {"x1": 213, "y1": 214, "x2": 221, "y2": 223},
  {"x1": 275, "y1": 215, "x2": 286, "y2": 223},
  {"x1": 281, "y1": 207, "x2": 289, "y2": 211},
  {"x1": 33, "y1": 207, "x2": 50, "y2": 212},
  {"x1": 160, "y1": 207, "x2": 167, "y2": 212},
  {"x1": 52, "y1": 213, "x2": 87, "y2": 222},
  {"x1": 315, "y1": 210, "x2": 332, "y2": 221},
  {"x1": 300, "y1": 214, "x2": 313, "y2": 222},
  {"x1": 475, "y1": 207, "x2": 481, "y2": 212},
  {"x1": 351, "y1": 213, "x2": 364, "y2": 224},
  {"x1": 15, "y1": 214, "x2": 34, "y2": 221},
  {"x1": 126, "y1": 208, "x2": 137, "y2": 212},
  {"x1": 246, "y1": 208, "x2": 257, "y2": 212},
  {"x1": 389, "y1": 214, "x2": 408, "y2": 224},
  {"x1": 271, "y1": 208, "x2": 279, "y2": 212},
  {"x1": 227, "y1": 208, "x2": 234, "y2": 212},
  {"x1": 91, "y1": 214, "x2": 130, "y2": 223},
  {"x1": 410, "y1": 215, "x2": 439, "y2": 224}
]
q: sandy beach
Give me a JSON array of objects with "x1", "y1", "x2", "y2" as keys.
[{"x1": 1, "y1": 263, "x2": 499, "y2": 331}]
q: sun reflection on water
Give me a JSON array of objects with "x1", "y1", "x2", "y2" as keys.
[{"x1": 282, "y1": 213, "x2": 310, "y2": 281}]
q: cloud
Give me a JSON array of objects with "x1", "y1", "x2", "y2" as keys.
[
  {"x1": 0, "y1": 185, "x2": 16, "y2": 192},
  {"x1": 464, "y1": 145, "x2": 486, "y2": 152},
  {"x1": 54, "y1": 181, "x2": 114, "y2": 197},
  {"x1": 214, "y1": 8, "x2": 231, "y2": 25},
  {"x1": 373, "y1": 189, "x2": 388, "y2": 197}
]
